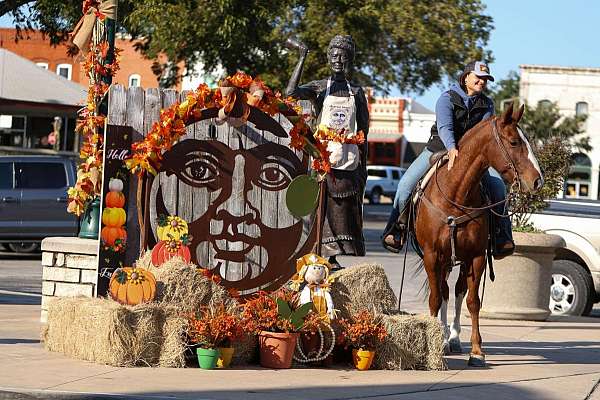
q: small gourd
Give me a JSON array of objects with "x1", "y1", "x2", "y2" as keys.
[
  {"x1": 101, "y1": 226, "x2": 127, "y2": 246},
  {"x1": 102, "y1": 207, "x2": 126, "y2": 227},
  {"x1": 109, "y1": 267, "x2": 156, "y2": 305}
]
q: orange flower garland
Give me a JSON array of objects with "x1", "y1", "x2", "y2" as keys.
[
  {"x1": 67, "y1": 0, "x2": 122, "y2": 216},
  {"x1": 125, "y1": 72, "x2": 333, "y2": 176}
]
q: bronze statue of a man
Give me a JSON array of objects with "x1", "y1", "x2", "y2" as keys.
[{"x1": 286, "y1": 35, "x2": 369, "y2": 268}]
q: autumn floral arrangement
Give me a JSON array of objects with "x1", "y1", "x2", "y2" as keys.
[
  {"x1": 67, "y1": 0, "x2": 122, "y2": 216},
  {"x1": 338, "y1": 309, "x2": 387, "y2": 351},
  {"x1": 241, "y1": 289, "x2": 313, "y2": 334},
  {"x1": 188, "y1": 304, "x2": 244, "y2": 349}
]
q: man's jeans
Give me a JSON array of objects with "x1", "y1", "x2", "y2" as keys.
[{"x1": 384, "y1": 148, "x2": 513, "y2": 247}]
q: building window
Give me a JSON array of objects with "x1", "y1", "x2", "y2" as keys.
[
  {"x1": 36, "y1": 62, "x2": 49, "y2": 70},
  {"x1": 128, "y1": 74, "x2": 141, "y2": 87},
  {"x1": 565, "y1": 153, "x2": 592, "y2": 199},
  {"x1": 575, "y1": 102, "x2": 588, "y2": 117},
  {"x1": 56, "y1": 63, "x2": 72, "y2": 80},
  {"x1": 538, "y1": 99, "x2": 552, "y2": 108},
  {"x1": 0, "y1": 115, "x2": 26, "y2": 148}
]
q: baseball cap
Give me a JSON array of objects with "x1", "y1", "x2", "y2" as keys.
[{"x1": 462, "y1": 61, "x2": 494, "y2": 82}]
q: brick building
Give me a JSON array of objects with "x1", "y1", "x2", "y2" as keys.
[{"x1": 0, "y1": 28, "x2": 160, "y2": 89}]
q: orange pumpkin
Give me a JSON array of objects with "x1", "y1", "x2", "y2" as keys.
[
  {"x1": 106, "y1": 191, "x2": 125, "y2": 208},
  {"x1": 102, "y1": 207, "x2": 126, "y2": 227},
  {"x1": 101, "y1": 226, "x2": 127, "y2": 246},
  {"x1": 109, "y1": 267, "x2": 156, "y2": 305},
  {"x1": 151, "y1": 237, "x2": 191, "y2": 266}
]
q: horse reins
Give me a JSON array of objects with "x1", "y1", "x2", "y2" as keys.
[{"x1": 418, "y1": 117, "x2": 523, "y2": 268}]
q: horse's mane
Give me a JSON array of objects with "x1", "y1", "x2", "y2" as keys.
[{"x1": 455, "y1": 116, "x2": 496, "y2": 154}]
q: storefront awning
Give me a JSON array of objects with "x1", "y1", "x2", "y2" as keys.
[{"x1": 368, "y1": 133, "x2": 403, "y2": 143}]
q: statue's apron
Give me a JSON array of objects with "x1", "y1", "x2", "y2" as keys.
[{"x1": 317, "y1": 78, "x2": 366, "y2": 257}]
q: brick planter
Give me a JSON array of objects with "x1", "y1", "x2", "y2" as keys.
[{"x1": 40, "y1": 237, "x2": 98, "y2": 323}]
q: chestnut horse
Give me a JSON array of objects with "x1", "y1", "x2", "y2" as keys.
[{"x1": 414, "y1": 103, "x2": 543, "y2": 367}]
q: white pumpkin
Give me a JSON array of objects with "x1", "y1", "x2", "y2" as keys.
[{"x1": 109, "y1": 178, "x2": 124, "y2": 192}]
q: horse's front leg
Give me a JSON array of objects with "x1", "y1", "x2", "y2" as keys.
[
  {"x1": 423, "y1": 250, "x2": 447, "y2": 344},
  {"x1": 439, "y1": 271, "x2": 451, "y2": 354},
  {"x1": 466, "y1": 254, "x2": 487, "y2": 367},
  {"x1": 449, "y1": 266, "x2": 467, "y2": 353}
]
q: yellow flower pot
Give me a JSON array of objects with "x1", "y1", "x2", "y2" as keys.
[
  {"x1": 217, "y1": 347, "x2": 235, "y2": 368},
  {"x1": 352, "y1": 348, "x2": 375, "y2": 371}
]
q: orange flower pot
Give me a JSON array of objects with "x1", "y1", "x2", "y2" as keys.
[
  {"x1": 352, "y1": 348, "x2": 375, "y2": 371},
  {"x1": 258, "y1": 331, "x2": 299, "y2": 369}
]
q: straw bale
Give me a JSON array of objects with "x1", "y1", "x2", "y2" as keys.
[
  {"x1": 146, "y1": 257, "x2": 235, "y2": 313},
  {"x1": 158, "y1": 307, "x2": 188, "y2": 367},
  {"x1": 44, "y1": 297, "x2": 164, "y2": 366},
  {"x1": 374, "y1": 313, "x2": 446, "y2": 371},
  {"x1": 330, "y1": 263, "x2": 397, "y2": 319}
]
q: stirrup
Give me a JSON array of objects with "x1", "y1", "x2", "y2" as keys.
[{"x1": 382, "y1": 223, "x2": 406, "y2": 253}]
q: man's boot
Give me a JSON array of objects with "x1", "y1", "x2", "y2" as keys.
[{"x1": 382, "y1": 205, "x2": 409, "y2": 253}]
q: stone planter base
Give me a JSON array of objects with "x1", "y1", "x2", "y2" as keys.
[
  {"x1": 480, "y1": 232, "x2": 565, "y2": 321},
  {"x1": 41, "y1": 237, "x2": 98, "y2": 323}
]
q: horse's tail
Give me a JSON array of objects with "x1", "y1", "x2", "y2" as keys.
[{"x1": 411, "y1": 257, "x2": 430, "y2": 303}]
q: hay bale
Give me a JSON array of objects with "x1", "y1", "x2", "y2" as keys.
[
  {"x1": 146, "y1": 257, "x2": 235, "y2": 313},
  {"x1": 330, "y1": 263, "x2": 397, "y2": 319},
  {"x1": 374, "y1": 313, "x2": 446, "y2": 371},
  {"x1": 135, "y1": 249, "x2": 153, "y2": 270},
  {"x1": 158, "y1": 307, "x2": 187, "y2": 367},
  {"x1": 44, "y1": 297, "x2": 165, "y2": 367}
]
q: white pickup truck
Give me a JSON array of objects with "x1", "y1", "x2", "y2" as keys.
[
  {"x1": 365, "y1": 165, "x2": 406, "y2": 204},
  {"x1": 529, "y1": 199, "x2": 600, "y2": 316}
]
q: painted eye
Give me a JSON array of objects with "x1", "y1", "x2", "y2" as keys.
[
  {"x1": 255, "y1": 162, "x2": 291, "y2": 191},
  {"x1": 176, "y1": 155, "x2": 219, "y2": 188}
]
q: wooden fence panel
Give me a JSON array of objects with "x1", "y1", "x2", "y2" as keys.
[{"x1": 107, "y1": 85, "x2": 316, "y2": 293}]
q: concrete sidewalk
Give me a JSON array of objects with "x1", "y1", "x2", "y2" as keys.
[{"x1": 1, "y1": 303, "x2": 599, "y2": 400}]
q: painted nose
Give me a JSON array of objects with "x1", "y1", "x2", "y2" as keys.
[{"x1": 533, "y1": 177, "x2": 544, "y2": 191}]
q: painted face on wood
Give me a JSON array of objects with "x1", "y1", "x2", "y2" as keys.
[{"x1": 150, "y1": 128, "x2": 313, "y2": 293}]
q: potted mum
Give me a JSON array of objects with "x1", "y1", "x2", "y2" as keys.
[
  {"x1": 338, "y1": 309, "x2": 387, "y2": 371},
  {"x1": 241, "y1": 289, "x2": 312, "y2": 369},
  {"x1": 188, "y1": 304, "x2": 243, "y2": 369}
]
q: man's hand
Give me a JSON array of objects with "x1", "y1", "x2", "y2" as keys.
[{"x1": 448, "y1": 148, "x2": 459, "y2": 170}]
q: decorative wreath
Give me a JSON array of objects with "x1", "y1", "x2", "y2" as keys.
[{"x1": 125, "y1": 71, "x2": 364, "y2": 177}]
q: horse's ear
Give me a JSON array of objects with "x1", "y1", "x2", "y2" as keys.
[
  {"x1": 501, "y1": 101, "x2": 514, "y2": 125},
  {"x1": 513, "y1": 104, "x2": 525, "y2": 123}
]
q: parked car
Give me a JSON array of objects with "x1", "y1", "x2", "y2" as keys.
[
  {"x1": 0, "y1": 155, "x2": 78, "y2": 252},
  {"x1": 365, "y1": 165, "x2": 405, "y2": 204},
  {"x1": 529, "y1": 199, "x2": 600, "y2": 316}
]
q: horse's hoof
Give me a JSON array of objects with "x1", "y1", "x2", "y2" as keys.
[
  {"x1": 448, "y1": 338, "x2": 462, "y2": 354},
  {"x1": 467, "y1": 354, "x2": 486, "y2": 367}
]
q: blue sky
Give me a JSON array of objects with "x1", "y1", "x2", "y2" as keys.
[
  {"x1": 1, "y1": 1, "x2": 598, "y2": 110},
  {"x1": 410, "y1": 0, "x2": 600, "y2": 109}
]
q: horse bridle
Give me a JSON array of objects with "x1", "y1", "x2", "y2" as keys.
[{"x1": 431, "y1": 117, "x2": 522, "y2": 217}]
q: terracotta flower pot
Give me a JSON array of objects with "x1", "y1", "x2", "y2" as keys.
[
  {"x1": 196, "y1": 347, "x2": 219, "y2": 369},
  {"x1": 217, "y1": 347, "x2": 235, "y2": 368},
  {"x1": 352, "y1": 348, "x2": 375, "y2": 371},
  {"x1": 258, "y1": 331, "x2": 299, "y2": 369}
]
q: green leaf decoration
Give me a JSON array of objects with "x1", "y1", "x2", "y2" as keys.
[
  {"x1": 114, "y1": 268, "x2": 128, "y2": 284},
  {"x1": 157, "y1": 214, "x2": 168, "y2": 227},
  {"x1": 290, "y1": 302, "x2": 313, "y2": 330},
  {"x1": 285, "y1": 175, "x2": 319, "y2": 217},
  {"x1": 276, "y1": 298, "x2": 292, "y2": 319}
]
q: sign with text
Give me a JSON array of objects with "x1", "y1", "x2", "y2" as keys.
[{"x1": 97, "y1": 124, "x2": 133, "y2": 296}]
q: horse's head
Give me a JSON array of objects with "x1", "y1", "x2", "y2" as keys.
[{"x1": 489, "y1": 102, "x2": 544, "y2": 193}]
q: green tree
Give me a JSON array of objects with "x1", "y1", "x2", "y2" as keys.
[
  {"x1": 3, "y1": 0, "x2": 494, "y2": 92},
  {"x1": 489, "y1": 72, "x2": 590, "y2": 229}
]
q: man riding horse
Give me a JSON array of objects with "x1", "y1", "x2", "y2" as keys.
[{"x1": 382, "y1": 61, "x2": 514, "y2": 260}]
